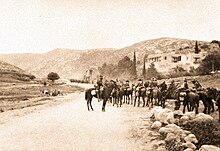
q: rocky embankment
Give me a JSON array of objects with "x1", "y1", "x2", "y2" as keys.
[{"x1": 150, "y1": 106, "x2": 220, "y2": 151}]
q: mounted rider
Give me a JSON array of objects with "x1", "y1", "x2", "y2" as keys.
[
  {"x1": 135, "y1": 79, "x2": 145, "y2": 93},
  {"x1": 124, "y1": 80, "x2": 131, "y2": 90},
  {"x1": 96, "y1": 75, "x2": 104, "y2": 89},
  {"x1": 149, "y1": 77, "x2": 158, "y2": 88},
  {"x1": 96, "y1": 75, "x2": 104, "y2": 101},
  {"x1": 180, "y1": 78, "x2": 189, "y2": 92},
  {"x1": 192, "y1": 79, "x2": 203, "y2": 92}
]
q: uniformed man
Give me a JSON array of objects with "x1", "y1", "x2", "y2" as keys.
[
  {"x1": 149, "y1": 77, "x2": 158, "y2": 88},
  {"x1": 192, "y1": 79, "x2": 203, "y2": 91},
  {"x1": 96, "y1": 75, "x2": 104, "y2": 89},
  {"x1": 181, "y1": 78, "x2": 189, "y2": 91},
  {"x1": 136, "y1": 79, "x2": 144, "y2": 91},
  {"x1": 124, "y1": 80, "x2": 130, "y2": 89},
  {"x1": 96, "y1": 75, "x2": 104, "y2": 101}
]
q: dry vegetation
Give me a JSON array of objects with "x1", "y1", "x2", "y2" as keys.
[{"x1": 0, "y1": 80, "x2": 84, "y2": 113}]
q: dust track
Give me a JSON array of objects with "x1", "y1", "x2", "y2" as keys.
[{"x1": 0, "y1": 92, "x2": 156, "y2": 151}]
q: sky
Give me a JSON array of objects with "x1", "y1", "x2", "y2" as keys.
[{"x1": 0, "y1": 0, "x2": 220, "y2": 54}]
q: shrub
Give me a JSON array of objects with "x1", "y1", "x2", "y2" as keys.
[
  {"x1": 182, "y1": 120, "x2": 220, "y2": 148},
  {"x1": 165, "y1": 139, "x2": 185, "y2": 151}
]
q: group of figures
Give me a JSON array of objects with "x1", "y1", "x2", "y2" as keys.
[{"x1": 85, "y1": 75, "x2": 220, "y2": 120}]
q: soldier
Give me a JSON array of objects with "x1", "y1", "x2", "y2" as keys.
[
  {"x1": 150, "y1": 77, "x2": 158, "y2": 88},
  {"x1": 124, "y1": 80, "x2": 130, "y2": 89},
  {"x1": 96, "y1": 75, "x2": 104, "y2": 101},
  {"x1": 180, "y1": 78, "x2": 189, "y2": 91},
  {"x1": 96, "y1": 75, "x2": 104, "y2": 89},
  {"x1": 136, "y1": 79, "x2": 144, "y2": 91},
  {"x1": 192, "y1": 79, "x2": 203, "y2": 91}
]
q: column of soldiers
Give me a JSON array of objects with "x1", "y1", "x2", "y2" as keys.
[{"x1": 94, "y1": 75, "x2": 204, "y2": 102}]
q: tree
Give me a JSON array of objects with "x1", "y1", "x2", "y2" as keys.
[
  {"x1": 118, "y1": 56, "x2": 133, "y2": 74},
  {"x1": 132, "y1": 51, "x2": 137, "y2": 79},
  {"x1": 195, "y1": 41, "x2": 201, "y2": 54},
  {"x1": 142, "y1": 58, "x2": 146, "y2": 79},
  {"x1": 146, "y1": 63, "x2": 159, "y2": 79},
  {"x1": 197, "y1": 52, "x2": 220, "y2": 75},
  {"x1": 47, "y1": 72, "x2": 60, "y2": 82}
]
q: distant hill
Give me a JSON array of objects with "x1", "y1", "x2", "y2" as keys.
[
  {"x1": 0, "y1": 38, "x2": 219, "y2": 79},
  {"x1": 0, "y1": 61, "x2": 35, "y2": 82}
]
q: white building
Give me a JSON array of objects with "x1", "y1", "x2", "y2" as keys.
[{"x1": 145, "y1": 51, "x2": 207, "y2": 73}]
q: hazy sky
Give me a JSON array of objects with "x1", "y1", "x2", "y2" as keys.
[{"x1": 0, "y1": 0, "x2": 220, "y2": 53}]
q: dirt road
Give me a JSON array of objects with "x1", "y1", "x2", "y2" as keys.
[{"x1": 0, "y1": 92, "x2": 158, "y2": 151}]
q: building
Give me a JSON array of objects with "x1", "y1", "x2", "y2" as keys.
[{"x1": 145, "y1": 51, "x2": 207, "y2": 74}]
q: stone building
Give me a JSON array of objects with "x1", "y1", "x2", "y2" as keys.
[{"x1": 145, "y1": 51, "x2": 207, "y2": 74}]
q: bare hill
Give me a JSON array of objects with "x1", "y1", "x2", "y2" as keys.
[
  {"x1": 0, "y1": 61, "x2": 35, "y2": 82},
  {"x1": 0, "y1": 38, "x2": 219, "y2": 79}
]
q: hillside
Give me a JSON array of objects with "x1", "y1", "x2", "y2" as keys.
[
  {"x1": 0, "y1": 61, "x2": 35, "y2": 82},
  {"x1": 0, "y1": 38, "x2": 219, "y2": 79}
]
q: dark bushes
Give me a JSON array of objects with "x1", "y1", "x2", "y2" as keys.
[{"x1": 182, "y1": 120, "x2": 220, "y2": 148}]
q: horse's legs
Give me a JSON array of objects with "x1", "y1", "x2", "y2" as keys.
[
  {"x1": 119, "y1": 96, "x2": 122, "y2": 107},
  {"x1": 137, "y1": 97, "x2": 140, "y2": 107},
  {"x1": 142, "y1": 96, "x2": 145, "y2": 107},
  {"x1": 211, "y1": 101, "x2": 215, "y2": 113},
  {"x1": 89, "y1": 99, "x2": 94, "y2": 111},
  {"x1": 146, "y1": 97, "x2": 149, "y2": 107},
  {"x1": 102, "y1": 99, "x2": 107, "y2": 112},
  {"x1": 134, "y1": 96, "x2": 136, "y2": 107},
  {"x1": 87, "y1": 100, "x2": 90, "y2": 111}
]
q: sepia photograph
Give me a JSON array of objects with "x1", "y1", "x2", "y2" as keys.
[{"x1": 0, "y1": 0, "x2": 220, "y2": 150}]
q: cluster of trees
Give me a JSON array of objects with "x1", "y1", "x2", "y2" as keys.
[
  {"x1": 98, "y1": 52, "x2": 161, "y2": 80},
  {"x1": 197, "y1": 52, "x2": 220, "y2": 75},
  {"x1": 98, "y1": 55, "x2": 136, "y2": 80}
]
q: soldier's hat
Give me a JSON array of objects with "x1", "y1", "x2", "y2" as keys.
[
  {"x1": 126, "y1": 80, "x2": 129, "y2": 82},
  {"x1": 100, "y1": 75, "x2": 103, "y2": 79},
  {"x1": 138, "y1": 79, "x2": 143, "y2": 81}
]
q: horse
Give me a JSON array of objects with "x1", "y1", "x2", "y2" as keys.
[
  {"x1": 85, "y1": 88, "x2": 96, "y2": 111},
  {"x1": 197, "y1": 89, "x2": 213, "y2": 114},
  {"x1": 123, "y1": 87, "x2": 133, "y2": 104},
  {"x1": 157, "y1": 81, "x2": 168, "y2": 108},
  {"x1": 133, "y1": 87, "x2": 146, "y2": 107},
  {"x1": 183, "y1": 90, "x2": 199, "y2": 114},
  {"x1": 100, "y1": 84, "x2": 114, "y2": 112},
  {"x1": 111, "y1": 87, "x2": 121, "y2": 107},
  {"x1": 85, "y1": 83, "x2": 114, "y2": 112}
]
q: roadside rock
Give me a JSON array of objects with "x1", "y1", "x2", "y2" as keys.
[
  {"x1": 157, "y1": 108, "x2": 174, "y2": 124},
  {"x1": 199, "y1": 145, "x2": 220, "y2": 151},
  {"x1": 174, "y1": 110, "x2": 184, "y2": 118},
  {"x1": 151, "y1": 106, "x2": 163, "y2": 119},
  {"x1": 184, "y1": 148, "x2": 195, "y2": 151},
  {"x1": 151, "y1": 121, "x2": 162, "y2": 129},
  {"x1": 159, "y1": 127, "x2": 174, "y2": 135},
  {"x1": 182, "y1": 141, "x2": 197, "y2": 150},
  {"x1": 185, "y1": 112, "x2": 196, "y2": 120},
  {"x1": 156, "y1": 146, "x2": 167, "y2": 151},
  {"x1": 152, "y1": 140, "x2": 166, "y2": 148},
  {"x1": 184, "y1": 134, "x2": 198, "y2": 144},
  {"x1": 165, "y1": 124, "x2": 183, "y2": 135},
  {"x1": 165, "y1": 132, "x2": 180, "y2": 142},
  {"x1": 180, "y1": 115, "x2": 190, "y2": 124},
  {"x1": 193, "y1": 113, "x2": 214, "y2": 122}
]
